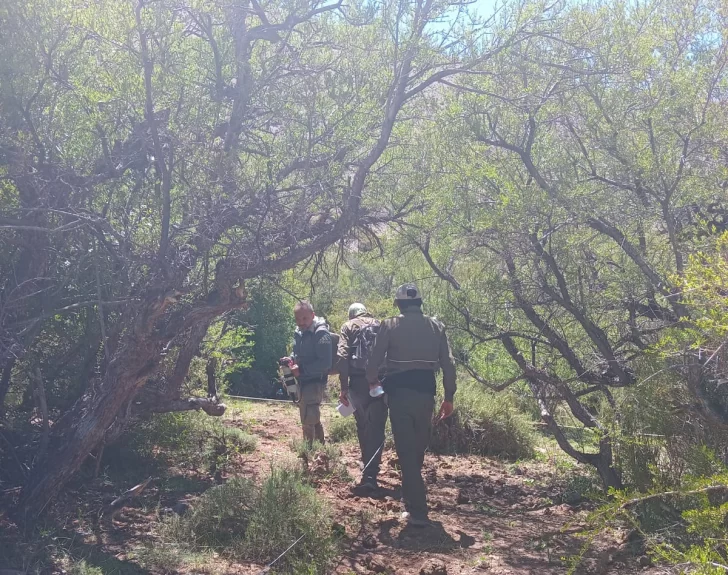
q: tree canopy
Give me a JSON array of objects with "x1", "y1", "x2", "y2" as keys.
[{"x1": 1, "y1": 0, "x2": 727, "y2": 524}]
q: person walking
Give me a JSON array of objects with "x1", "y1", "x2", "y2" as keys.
[
  {"x1": 285, "y1": 300, "x2": 332, "y2": 444},
  {"x1": 338, "y1": 303, "x2": 387, "y2": 494},
  {"x1": 366, "y1": 284, "x2": 456, "y2": 527}
]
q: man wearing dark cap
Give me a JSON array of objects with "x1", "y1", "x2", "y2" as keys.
[
  {"x1": 366, "y1": 284, "x2": 456, "y2": 526},
  {"x1": 337, "y1": 303, "x2": 387, "y2": 493}
]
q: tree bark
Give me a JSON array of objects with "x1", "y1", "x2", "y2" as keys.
[
  {"x1": 0, "y1": 358, "x2": 16, "y2": 415},
  {"x1": 206, "y1": 357, "x2": 217, "y2": 398}
]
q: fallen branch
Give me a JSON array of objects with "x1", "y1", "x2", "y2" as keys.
[
  {"x1": 150, "y1": 397, "x2": 226, "y2": 416},
  {"x1": 100, "y1": 476, "x2": 153, "y2": 521}
]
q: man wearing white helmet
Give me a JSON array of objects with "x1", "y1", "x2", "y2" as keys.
[
  {"x1": 337, "y1": 303, "x2": 387, "y2": 493},
  {"x1": 366, "y1": 283, "x2": 456, "y2": 527}
]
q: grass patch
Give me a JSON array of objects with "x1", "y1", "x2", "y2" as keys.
[
  {"x1": 155, "y1": 467, "x2": 337, "y2": 574},
  {"x1": 431, "y1": 379, "x2": 536, "y2": 460},
  {"x1": 133, "y1": 544, "x2": 223, "y2": 575}
]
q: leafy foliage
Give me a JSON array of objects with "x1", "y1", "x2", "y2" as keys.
[{"x1": 431, "y1": 379, "x2": 536, "y2": 460}]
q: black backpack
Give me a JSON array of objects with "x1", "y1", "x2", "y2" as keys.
[{"x1": 350, "y1": 320, "x2": 380, "y2": 371}]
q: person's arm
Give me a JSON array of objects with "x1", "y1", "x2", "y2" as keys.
[
  {"x1": 439, "y1": 328, "x2": 457, "y2": 402},
  {"x1": 338, "y1": 323, "x2": 351, "y2": 393},
  {"x1": 366, "y1": 320, "x2": 389, "y2": 385}
]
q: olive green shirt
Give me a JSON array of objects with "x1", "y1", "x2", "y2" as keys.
[{"x1": 366, "y1": 307, "x2": 457, "y2": 401}]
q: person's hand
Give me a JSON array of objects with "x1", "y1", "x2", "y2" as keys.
[
  {"x1": 436, "y1": 401, "x2": 454, "y2": 423},
  {"x1": 339, "y1": 392, "x2": 349, "y2": 406}
]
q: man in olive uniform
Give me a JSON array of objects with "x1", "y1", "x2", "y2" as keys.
[
  {"x1": 366, "y1": 284, "x2": 456, "y2": 526},
  {"x1": 338, "y1": 303, "x2": 387, "y2": 493},
  {"x1": 290, "y1": 300, "x2": 332, "y2": 444}
]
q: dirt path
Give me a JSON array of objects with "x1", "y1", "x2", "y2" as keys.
[{"x1": 231, "y1": 400, "x2": 667, "y2": 575}]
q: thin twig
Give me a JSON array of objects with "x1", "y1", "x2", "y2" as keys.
[{"x1": 259, "y1": 533, "x2": 305, "y2": 574}]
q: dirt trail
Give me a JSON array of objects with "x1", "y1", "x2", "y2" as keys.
[{"x1": 234, "y1": 401, "x2": 667, "y2": 575}]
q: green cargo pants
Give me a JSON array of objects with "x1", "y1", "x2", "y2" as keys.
[
  {"x1": 348, "y1": 375, "x2": 388, "y2": 482},
  {"x1": 298, "y1": 381, "x2": 325, "y2": 444},
  {"x1": 388, "y1": 387, "x2": 435, "y2": 520}
]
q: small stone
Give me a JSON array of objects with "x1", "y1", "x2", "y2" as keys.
[
  {"x1": 362, "y1": 554, "x2": 387, "y2": 573},
  {"x1": 172, "y1": 502, "x2": 191, "y2": 515},
  {"x1": 419, "y1": 559, "x2": 447, "y2": 575},
  {"x1": 363, "y1": 534, "x2": 378, "y2": 549},
  {"x1": 638, "y1": 555, "x2": 652, "y2": 568}
]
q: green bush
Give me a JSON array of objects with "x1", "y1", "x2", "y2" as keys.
[
  {"x1": 430, "y1": 379, "x2": 535, "y2": 460},
  {"x1": 163, "y1": 478, "x2": 256, "y2": 549},
  {"x1": 243, "y1": 467, "x2": 338, "y2": 571},
  {"x1": 327, "y1": 415, "x2": 358, "y2": 443},
  {"x1": 121, "y1": 412, "x2": 256, "y2": 479},
  {"x1": 611, "y1": 371, "x2": 725, "y2": 491},
  {"x1": 156, "y1": 467, "x2": 337, "y2": 574}
]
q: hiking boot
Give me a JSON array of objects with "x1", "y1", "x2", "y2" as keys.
[
  {"x1": 400, "y1": 511, "x2": 431, "y2": 527},
  {"x1": 351, "y1": 478, "x2": 379, "y2": 496}
]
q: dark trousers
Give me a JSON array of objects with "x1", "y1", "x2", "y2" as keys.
[
  {"x1": 388, "y1": 387, "x2": 434, "y2": 520},
  {"x1": 348, "y1": 375, "x2": 388, "y2": 481}
]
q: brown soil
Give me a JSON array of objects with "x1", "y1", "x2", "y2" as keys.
[{"x1": 0, "y1": 400, "x2": 672, "y2": 575}]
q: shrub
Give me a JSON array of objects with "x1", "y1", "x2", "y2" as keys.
[
  {"x1": 611, "y1": 371, "x2": 725, "y2": 491},
  {"x1": 121, "y1": 411, "x2": 256, "y2": 479},
  {"x1": 581, "y1": 469, "x2": 728, "y2": 575},
  {"x1": 243, "y1": 467, "x2": 338, "y2": 571},
  {"x1": 156, "y1": 467, "x2": 337, "y2": 574},
  {"x1": 327, "y1": 415, "x2": 357, "y2": 443},
  {"x1": 163, "y1": 477, "x2": 257, "y2": 549},
  {"x1": 430, "y1": 379, "x2": 535, "y2": 460}
]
